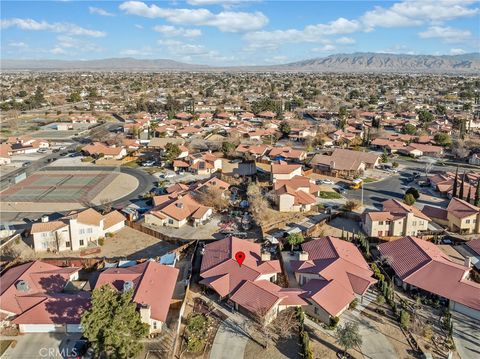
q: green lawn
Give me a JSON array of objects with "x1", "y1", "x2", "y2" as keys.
[{"x1": 319, "y1": 191, "x2": 342, "y2": 199}]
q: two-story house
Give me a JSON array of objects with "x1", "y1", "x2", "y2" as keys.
[{"x1": 362, "y1": 199, "x2": 431, "y2": 237}]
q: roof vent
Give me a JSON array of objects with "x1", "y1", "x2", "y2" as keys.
[
  {"x1": 16, "y1": 280, "x2": 29, "y2": 292},
  {"x1": 41, "y1": 215, "x2": 49, "y2": 223},
  {"x1": 176, "y1": 202, "x2": 184, "y2": 209},
  {"x1": 123, "y1": 280, "x2": 134, "y2": 292}
]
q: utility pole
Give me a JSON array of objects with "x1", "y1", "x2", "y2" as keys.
[{"x1": 361, "y1": 181, "x2": 364, "y2": 207}]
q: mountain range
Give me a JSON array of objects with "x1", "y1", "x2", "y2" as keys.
[{"x1": 2, "y1": 52, "x2": 479, "y2": 73}]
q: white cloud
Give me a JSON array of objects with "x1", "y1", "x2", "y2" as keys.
[
  {"x1": 89, "y1": 6, "x2": 115, "y2": 17},
  {"x1": 418, "y1": 26, "x2": 471, "y2": 43},
  {"x1": 336, "y1": 37, "x2": 355, "y2": 44},
  {"x1": 154, "y1": 25, "x2": 202, "y2": 37},
  {"x1": 361, "y1": 0, "x2": 478, "y2": 29},
  {"x1": 120, "y1": 47, "x2": 153, "y2": 56},
  {"x1": 1, "y1": 18, "x2": 105, "y2": 37},
  {"x1": 450, "y1": 48, "x2": 466, "y2": 55},
  {"x1": 312, "y1": 44, "x2": 337, "y2": 53},
  {"x1": 50, "y1": 47, "x2": 67, "y2": 55},
  {"x1": 119, "y1": 1, "x2": 268, "y2": 32},
  {"x1": 8, "y1": 41, "x2": 28, "y2": 48},
  {"x1": 187, "y1": 0, "x2": 241, "y2": 5},
  {"x1": 134, "y1": 24, "x2": 144, "y2": 29},
  {"x1": 244, "y1": 17, "x2": 360, "y2": 48}
]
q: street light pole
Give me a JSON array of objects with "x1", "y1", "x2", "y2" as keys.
[{"x1": 361, "y1": 181, "x2": 364, "y2": 207}]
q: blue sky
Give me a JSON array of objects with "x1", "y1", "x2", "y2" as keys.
[{"x1": 1, "y1": 1, "x2": 479, "y2": 65}]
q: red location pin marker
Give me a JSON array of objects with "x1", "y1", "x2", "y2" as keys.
[{"x1": 235, "y1": 251, "x2": 246, "y2": 267}]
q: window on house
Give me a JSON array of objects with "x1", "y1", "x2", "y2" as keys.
[
  {"x1": 379, "y1": 221, "x2": 383, "y2": 225},
  {"x1": 79, "y1": 240, "x2": 84, "y2": 246},
  {"x1": 79, "y1": 228, "x2": 85, "y2": 234},
  {"x1": 65, "y1": 241, "x2": 71, "y2": 247},
  {"x1": 168, "y1": 219, "x2": 174, "y2": 224},
  {"x1": 42, "y1": 242, "x2": 48, "y2": 249},
  {"x1": 42, "y1": 232, "x2": 48, "y2": 238},
  {"x1": 314, "y1": 307, "x2": 318, "y2": 315},
  {"x1": 87, "y1": 228, "x2": 93, "y2": 233},
  {"x1": 412, "y1": 221, "x2": 417, "y2": 226},
  {"x1": 153, "y1": 321, "x2": 157, "y2": 329},
  {"x1": 466, "y1": 219, "x2": 470, "y2": 224}
]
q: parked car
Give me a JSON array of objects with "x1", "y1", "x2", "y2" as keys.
[
  {"x1": 37, "y1": 148, "x2": 48, "y2": 154},
  {"x1": 142, "y1": 160, "x2": 156, "y2": 167},
  {"x1": 68, "y1": 340, "x2": 88, "y2": 359},
  {"x1": 22, "y1": 161, "x2": 31, "y2": 167}
]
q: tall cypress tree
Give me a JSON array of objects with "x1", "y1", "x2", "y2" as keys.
[
  {"x1": 452, "y1": 166, "x2": 459, "y2": 198},
  {"x1": 475, "y1": 180, "x2": 480, "y2": 207},
  {"x1": 459, "y1": 172, "x2": 465, "y2": 200},
  {"x1": 466, "y1": 185, "x2": 472, "y2": 203}
]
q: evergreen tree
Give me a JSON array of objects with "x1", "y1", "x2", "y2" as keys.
[
  {"x1": 459, "y1": 172, "x2": 465, "y2": 200},
  {"x1": 452, "y1": 166, "x2": 459, "y2": 198},
  {"x1": 81, "y1": 285, "x2": 149, "y2": 359},
  {"x1": 475, "y1": 180, "x2": 480, "y2": 207},
  {"x1": 466, "y1": 185, "x2": 472, "y2": 203}
]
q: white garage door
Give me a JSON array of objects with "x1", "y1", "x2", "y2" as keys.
[
  {"x1": 452, "y1": 302, "x2": 480, "y2": 321},
  {"x1": 19, "y1": 324, "x2": 65, "y2": 333},
  {"x1": 66, "y1": 324, "x2": 82, "y2": 333}
]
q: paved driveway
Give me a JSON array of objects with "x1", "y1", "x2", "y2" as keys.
[
  {"x1": 2, "y1": 333, "x2": 82, "y2": 359},
  {"x1": 210, "y1": 318, "x2": 250, "y2": 359},
  {"x1": 452, "y1": 312, "x2": 480, "y2": 359}
]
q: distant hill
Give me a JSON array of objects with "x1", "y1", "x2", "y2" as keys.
[
  {"x1": 0, "y1": 57, "x2": 208, "y2": 71},
  {"x1": 275, "y1": 52, "x2": 480, "y2": 73},
  {"x1": 2, "y1": 53, "x2": 479, "y2": 73}
]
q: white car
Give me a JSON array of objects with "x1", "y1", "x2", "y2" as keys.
[
  {"x1": 142, "y1": 160, "x2": 156, "y2": 167},
  {"x1": 37, "y1": 148, "x2": 48, "y2": 154},
  {"x1": 317, "y1": 179, "x2": 334, "y2": 185}
]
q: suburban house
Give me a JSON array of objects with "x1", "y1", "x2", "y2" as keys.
[
  {"x1": 274, "y1": 176, "x2": 319, "y2": 212},
  {"x1": 362, "y1": 199, "x2": 431, "y2": 238},
  {"x1": 30, "y1": 208, "x2": 125, "y2": 252},
  {"x1": 200, "y1": 237, "x2": 307, "y2": 323},
  {"x1": 271, "y1": 162, "x2": 303, "y2": 182},
  {"x1": 268, "y1": 147, "x2": 307, "y2": 162},
  {"x1": 378, "y1": 236, "x2": 480, "y2": 320},
  {"x1": 310, "y1": 149, "x2": 379, "y2": 178},
  {"x1": 422, "y1": 197, "x2": 480, "y2": 234},
  {"x1": 0, "y1": 261, "x2": 85, "y2": 333},
  {"x1": 235, "y1": 144, "x2": 271, "y2": 159},
  {"x1": 145, "y1": 193, "x2": 212, "y2": 228},
  {"x1": 290, "y1": 237, "x2": 376, "y2": 323},
  {"x1": 82, "y1": 142, "x2": 127, "y2": 160},
  {"x1": 6, "y1": 136, "x2": 49, "y2": 154},
  {"x1": 187, "y1": 152, "x2": 222, "y2": 175},
  {"x1": 93, "y1": 261, "x2": 179, "y2": 333}
]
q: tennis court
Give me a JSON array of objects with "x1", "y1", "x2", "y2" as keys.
[{"x1": 0, "y1": 170, "x2": 118, "y2": 203}]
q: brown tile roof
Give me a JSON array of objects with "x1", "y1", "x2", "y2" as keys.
[
  {"x1": 310, "y1": 149, "x2": 379, "y2": 171},
  {"x1": 31, "y1": 221, "x2": 68, "y2": 234},
  {"x1": 382, "y1": 199, "x2": 431, "y2": 221},
  {"x1": 447, "y1": 197, "x2": 479, "y2": 219},
  {"x1": 102, "y1": 210, "x2": 125, "y2": 230}
]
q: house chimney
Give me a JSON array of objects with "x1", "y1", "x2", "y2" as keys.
[
  {"x1": 139, "y1": 304, "x2": 151, "y2": 324},
  {"x1": 176, "y1": 202, "x2": 184, "y2": 209},
  {"x1": 261, "y1": 251, "x2": 271, "y2": 261},
  {"x1": 16, "y1": 280, "x2": 29, "y2": 292},
  {"x1": 464, "y1": 256, "x2": 472, "y2": 268},
  {"x1": 298, "y1": 251, "x2": 309, "y2": 261},
  {"x1": 41, "y1": 215, "x2": 49, "y2": 223}
]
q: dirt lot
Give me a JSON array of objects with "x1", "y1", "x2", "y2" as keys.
[
  {"x1": 1, "y1": 226, "x2": 178, "y2": 261},
  {"x1": 307, "y1": 326, "x2": 362, "y2": 359}
]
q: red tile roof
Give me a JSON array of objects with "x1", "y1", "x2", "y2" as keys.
[
  {"x1": 291, "y1": 237, "x2": 376, "y2": 316},
  {"x1": 200, "y1": 237, "x2": 281, "y2": 298},
  {"x1": 447, "y1": 197, "x2": 479, "y2": 219},
  {"x1": 94, "y1": 261, "x2": 179, "y2": 322},
  {"x1": 378, "y1": 236, "x2": 480, "y2": 311},
  {"x1": 0, "y1": 261, "x2": 79, "y2": 315}
]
